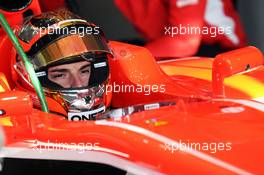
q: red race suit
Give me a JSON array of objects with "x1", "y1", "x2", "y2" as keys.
[{"x1": 115, "y1": 0, "x2": 247, "y2": 57}]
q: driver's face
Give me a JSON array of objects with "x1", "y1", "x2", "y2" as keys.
[{"x1": 48, "y1": 61, "x2": 91, "y2": 88}]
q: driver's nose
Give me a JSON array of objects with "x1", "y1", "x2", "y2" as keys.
[{"x1": 71, "y1": 74, "x2": 84, "y2": 88}]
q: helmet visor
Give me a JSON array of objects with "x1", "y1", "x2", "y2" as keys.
[{"x1": 30, "y1": 33, "x2": 112, "y2": 70}]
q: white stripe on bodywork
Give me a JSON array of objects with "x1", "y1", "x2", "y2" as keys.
[
  {"x1": 214, "y1": 98, "x2": 264, "y2": 112},
  {"x1": 0, "y1": 148, "x2": 162, "y2": 175},
  {"x1": 205, "y1": 0, "x2": 239, "y2": 44},
  {"x1": 253, "y1": 97, "x2": 264, "y2": 104},
  {"x1": 95, "y1": 120, "x2": 252, "y2": 175}
]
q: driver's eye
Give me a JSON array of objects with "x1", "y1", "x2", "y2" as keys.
[
  {"x1": 51, "y1": 74, "x2": 65, "y2": 79},
  {"x1": 81, "y1": 69, "x2": 90, "y2": 74}
]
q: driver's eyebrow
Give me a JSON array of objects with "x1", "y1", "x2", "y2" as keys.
[
  {"x1": 80, "y1": 64, "x2": 91, "y2": 70},
  {"x1": 49, "y1": 68, "x2": 68, "y2": 73}
]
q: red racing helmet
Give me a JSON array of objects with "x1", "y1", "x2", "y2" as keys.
[{"x1": 11, "y1": 9, "x2": 113, "y2": 120}]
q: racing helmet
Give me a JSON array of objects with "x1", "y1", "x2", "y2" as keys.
[{"x1": 12, "y1": 9, "x2": 113, "y2": 120}]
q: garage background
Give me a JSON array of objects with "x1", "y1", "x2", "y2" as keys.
[{"x1": 72, "y1": 0, "x2": 264, "y2": 53}]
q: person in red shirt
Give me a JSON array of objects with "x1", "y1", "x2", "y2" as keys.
[{"x1": 115, "y1": 0, "x2": 247, "y2": 58}]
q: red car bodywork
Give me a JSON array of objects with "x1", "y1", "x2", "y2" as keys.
[
  {"x1": 0, "y1": 1, "x2": 264, "y2": 175},
  {"x1": 1, "y1": 40, "x2": 264, "y2": 174}
]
